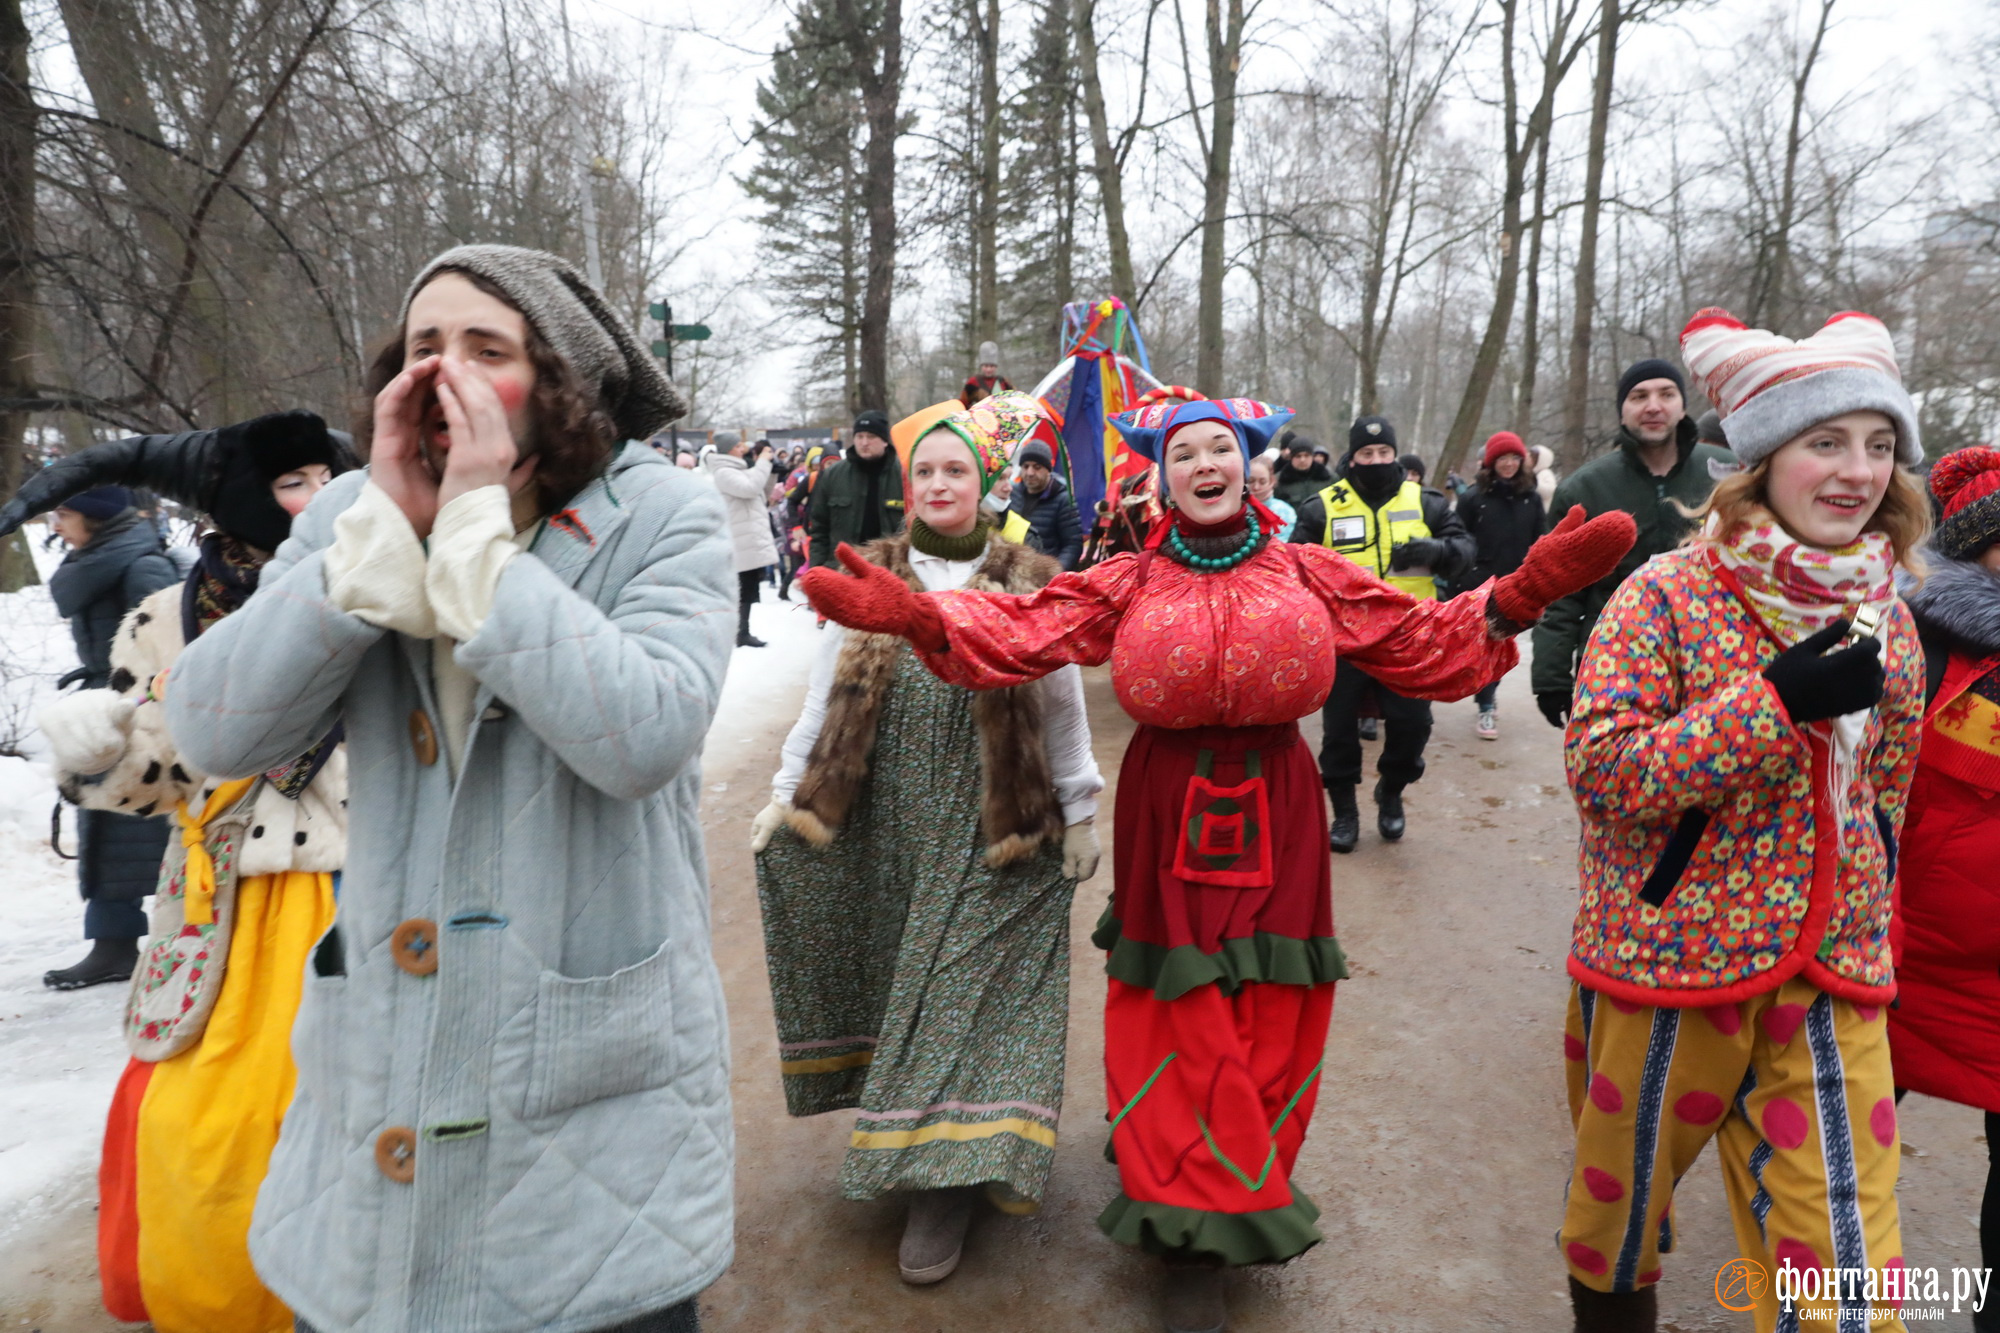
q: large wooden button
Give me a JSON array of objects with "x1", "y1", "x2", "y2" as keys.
[
  {"x1": 375, "y1": 1126, "x2": 416, "y2": 1183},
  {"x1": 391, "y1": 918, "x2": 439, "y2": 976},
  {"x1": 408, "y1": 709, "x2": 438, "y2": 766}
]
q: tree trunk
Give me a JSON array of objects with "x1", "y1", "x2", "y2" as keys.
[
  {"x1": 1515, "y1": 125, "x2": 1553, "y2": 429},
  {"x1": 974, "y1": 0, "x2": 1001, "y2": 347},
  {"x1": 1559, "y1": 0, "x2": 1619, "y2": 471},
  {"x1": 1749, "y1": 0, "x2": 1833, "y2": 329},
  {"x1": 1075, "y1": 0, "x2": 1135, "y2": 300},
  {"x1": 0, "y1": 0, "x2": 36, "y2": 590},
  {"x1": 1444, "y1": 0, "x2": 1583, "y2": 466},
  {"x1": 839, "y1": 0, "x2": 902, "y2": 414},
  {"x1": 1194, "y1": 0, "x2": 1244, "y2": 394}
]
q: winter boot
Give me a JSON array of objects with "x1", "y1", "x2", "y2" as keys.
[
  {"x1": 1568, "y1": 1277, "x2": 1656, "y2": 1333},
  {"x1": 736, "y1": 603, "x2": 766, "y2": 649},
  {"x1": 1328, "y1": 784, "x2": 1360, "y2": 855},
  {"x1": 898, "y1": 1187, "x2": 976, "y2": 1284},
  {"x1": 44, "y1": 937, "x2": 139, "y2": 991},
  {"x1": 1374, "y1": 779, "x2": 1408, "y2": 842},
  {"x1": 1161, "y1": 1264, "x2": 1226, "y2": 1333},
  {"x1": 1357, "y1": 715, "x2": 1379, "y2": 742}
]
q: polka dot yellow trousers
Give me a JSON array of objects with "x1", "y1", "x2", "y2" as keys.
[{"x1": 1562, "y1": 979, "x2": 1907, "y2": 1332}]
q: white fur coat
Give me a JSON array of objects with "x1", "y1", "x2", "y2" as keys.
[{"x1": 37, "y1": 582, "x2": 346, "y2": 876}]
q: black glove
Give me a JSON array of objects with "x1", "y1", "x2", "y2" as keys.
[
  {"x1": 1536, "y1": 690, "x2": 1572, "y2": 729},
  {"x1": 1389, "y1": 538, "x2": 1445, "y2": 571},
  {"x1": 1762, "y1": 620, "x2": 1884, "y2": 724}
]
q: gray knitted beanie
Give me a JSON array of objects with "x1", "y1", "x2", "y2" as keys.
[{"x1": 403, "y1": 244, "x2": 687, "y2": 441}]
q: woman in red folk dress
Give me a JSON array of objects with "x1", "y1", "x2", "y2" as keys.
[{"x1": 801, "y1": 394, "x2": 1636, "y2": 1333}]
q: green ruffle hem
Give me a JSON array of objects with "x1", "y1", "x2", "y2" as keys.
[
  {"x1": 1097, "y1": 1188, "x2": 1323, "y2": 1265},
  {"x1": 1093, "y1": 910, "x2": 1350, "y2": 1002}
]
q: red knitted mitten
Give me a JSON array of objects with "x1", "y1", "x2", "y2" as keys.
[
  {"x1": 797, "y1": 543, "x2": 949, "y2": 652},
  {"x1": 1491, "y1": 505, "x2": 1638, "y2": 625}
]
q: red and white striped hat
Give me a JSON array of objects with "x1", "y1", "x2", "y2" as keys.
[{"x1": 1679, "y1": 308, "x2": 1921, "y2": 467}]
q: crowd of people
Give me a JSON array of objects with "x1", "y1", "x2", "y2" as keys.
[{"x1": 1, "y1": 242, "x2": 1995, "y2": 1333}]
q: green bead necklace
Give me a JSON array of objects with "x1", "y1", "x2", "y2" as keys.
[{"x1": 1164, "y1": 508, "x2": 1265, "y2": 571}]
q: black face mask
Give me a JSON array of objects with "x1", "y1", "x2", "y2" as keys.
[{"x1": 1346, "y1": 460, "x2": 1404, "y2": 502}]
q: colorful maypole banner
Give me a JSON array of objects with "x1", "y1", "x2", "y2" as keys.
[{"x1": 1026, "y1": 298, "x2": 1163, "y2": 522}]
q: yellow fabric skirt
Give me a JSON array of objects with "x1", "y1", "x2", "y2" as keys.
[{"x1": 103, "y1": 869, "x2": 335, "y2": 1333}]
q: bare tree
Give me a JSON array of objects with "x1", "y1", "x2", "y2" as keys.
[
  {"x1": 1441, "y1": 0, "x2": 1591, "y2": 464},
  {"x1": 1558, "y1": 0, "x2": 1619, "y2": 469},
  {"x1": 0, "y1": 0, "x2": 32, "y2": 589}
]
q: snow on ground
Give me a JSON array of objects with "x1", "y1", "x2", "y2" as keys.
[{"x1": 0, "y1": 552, "x2": 823, "y2": 1248}]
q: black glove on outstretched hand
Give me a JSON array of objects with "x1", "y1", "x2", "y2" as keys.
[
  {"x1": 1762, "y1": 621, "x2": 1885, "y2": 725},
  {"x1": 1389, "y1": 538, "x2": 1445, "y2": 571},
  {"x1": 1536, "y1": 690, "x2": 1572, "y2": 729}
]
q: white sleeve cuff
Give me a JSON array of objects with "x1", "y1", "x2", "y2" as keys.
[
  {"x1": 325, "y1": 479, "x2": 436, "y2": 638},
  {"x1": 427, "y1": 485, "x2": 521, "y2": 643}
]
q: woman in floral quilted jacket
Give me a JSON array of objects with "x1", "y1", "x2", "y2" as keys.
[
  {"x1": 4, "y1": 414, "x2": 354, "y2": 1333},
  {"x1": 1559, "y1": 309, "x2": 1931, "y2": 1333}
]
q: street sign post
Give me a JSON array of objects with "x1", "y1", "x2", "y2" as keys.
[{"x1": 649, "y1": 302, "x2": 713, "y2": 453}]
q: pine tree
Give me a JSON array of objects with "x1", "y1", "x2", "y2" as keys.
[{"x1": 741, "y1": 0, "x2": 869, "y2": 417}]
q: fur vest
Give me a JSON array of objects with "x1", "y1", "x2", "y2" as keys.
[
  {"x1": 53, "y1": 582, "x2": 347, "y2": 876},
  {"x1": 787, "y1": 534, "x2": 1065, "y2": 866}
]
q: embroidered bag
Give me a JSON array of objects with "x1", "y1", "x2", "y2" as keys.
[{"x1": 124, "y1": 777, "x2": 259, "y2": 1061}]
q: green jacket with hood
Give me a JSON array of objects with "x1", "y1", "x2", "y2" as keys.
[{"x1": 1528, "y1": 417, "x2": 1735, "y2": 698}]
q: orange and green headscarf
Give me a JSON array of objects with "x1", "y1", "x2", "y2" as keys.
[{"x1": 896, "y1": 390, "x2": 1044, "y2": 496}]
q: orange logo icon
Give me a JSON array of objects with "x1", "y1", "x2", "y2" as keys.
[{"x1": 1716, "y1": 1257, "x2": 1769, "y2": 1311}]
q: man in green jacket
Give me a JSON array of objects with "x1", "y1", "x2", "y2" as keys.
[
  {"x1": 808, "y1": 409, "x2": 905, "y2": 567},
  {"x1": 1530, "y1": 358, "x2": 1735, "y2": 727}
]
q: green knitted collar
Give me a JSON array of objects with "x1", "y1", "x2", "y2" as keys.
[{"x1": 909, "y1": 516, "x2": 992, "y2": 561}]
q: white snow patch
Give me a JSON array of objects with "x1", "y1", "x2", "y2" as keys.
[{"x1": 0, "y1": 560, "x2": 826, "y2": 1242}]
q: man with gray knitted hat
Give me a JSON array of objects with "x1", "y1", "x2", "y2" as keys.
[{"x1": 166, "y1": 244, "x2": 735, "y2": 1333}]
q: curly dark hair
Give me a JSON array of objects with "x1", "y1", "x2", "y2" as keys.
[{"x1": 353, "y1": 267, "x2": 617, "y2": 514}]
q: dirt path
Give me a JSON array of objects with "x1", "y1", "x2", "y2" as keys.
[
  {"x1": 700, "y1": 663, "x2": 1988, "y2": 1333},
  {"x1": 4, "y1": 659, "x2": 1987, "y2": 1332}
]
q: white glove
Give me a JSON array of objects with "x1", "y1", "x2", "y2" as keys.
[
  {"x1": 1061, "y1": 821, "x2": 1101, "y2": 881},
  {"x1": 751, "y1": 800, "x2": 792, "y2": 853},
  {"x1": 36, "y1": 690, "x2": 136, "y2": 777}
]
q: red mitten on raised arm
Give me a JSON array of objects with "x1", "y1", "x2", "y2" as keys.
[
  {"x1": 797, "y1": 543, "x2": 950, "y2": 652},
  {"x1": 1491, "y1": 505, "x2": 1638, "y2": 626}
]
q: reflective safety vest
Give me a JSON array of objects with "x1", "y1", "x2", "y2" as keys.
[
  {"x1": 1317, "y1": 477, "x2": 1438, "y2": 601},
  {"x1": 999, "y1": 509, "x2": 1033, "y2": 546}
]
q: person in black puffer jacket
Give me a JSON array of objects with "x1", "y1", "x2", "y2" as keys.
[
  {"x1": 42, "y1": 486, "x2": 181, "y2": 988},
  {"x1": 1455, "y1": 432, "x2": 1546, "y2": 738}
]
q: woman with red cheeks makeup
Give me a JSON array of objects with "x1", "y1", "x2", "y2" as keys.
[
  {"x1": 1559, "y1": 309, "x2": 1931, "y2": 1333},
  {"x1": 163, "y1": 245, "x2": 737, "y2": 1333},
  {"x1": 801, "y1": 392, "x2": 1635, "y2": 1333}
]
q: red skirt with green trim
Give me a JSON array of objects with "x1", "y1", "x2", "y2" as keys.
[{"x1": 1096, "y1": 723, "x2": 1346, "y2": 1265}]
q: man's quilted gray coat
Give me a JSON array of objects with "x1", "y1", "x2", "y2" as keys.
[{"x1": 166, "y1": 445, "x2": 737, "y2": 1333}]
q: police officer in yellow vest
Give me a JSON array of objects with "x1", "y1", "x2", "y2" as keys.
[{"x1": 1292, "y1": 415, "x2": 1473, "y2": 852}]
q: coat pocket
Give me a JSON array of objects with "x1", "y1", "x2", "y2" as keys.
[
  {"x1": 1639, "y1": 809, "x2": 1712, "y2": 908},
  {"x1": 521, "y1": 938, "x2": 677, "y2": 1121}
]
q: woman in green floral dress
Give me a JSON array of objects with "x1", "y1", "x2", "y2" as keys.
[{"x1": 752, "y1": 393, "x2": 1103, "y2": 1285}]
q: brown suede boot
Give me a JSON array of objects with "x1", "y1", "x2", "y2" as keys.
[{"x1": 1569, "y1": 1276, "x2": 1657, "y2": 1333}]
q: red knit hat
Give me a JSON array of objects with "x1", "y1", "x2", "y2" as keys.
[
  {"x1": 1930, "y1": 445, "x2": 2000, "y2": 559},
  {"x1": 1482, "y1": 431, "x2": 1529, "y2": 469}
]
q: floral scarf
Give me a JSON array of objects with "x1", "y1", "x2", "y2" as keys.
[
  {"x1": 1710, "y1": 518, "x2": 1897, "y2": 647},
  {"x1": 1710, "y1": 517, "x2": 1898, "y2": 842}
]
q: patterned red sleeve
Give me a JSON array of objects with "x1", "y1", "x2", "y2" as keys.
[
  {"x1": 1287, "y1": 544, "x2": 1519, "y2": 702},
  {"x1": 913, "y1": 553, "x2": 1143, "y2": 689},
  {"x1": 1565, "y1": 563, "x2": 1806, "y2": 821}
]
